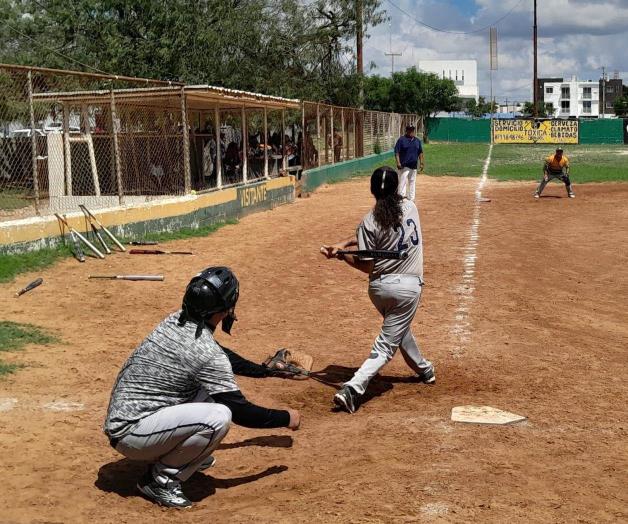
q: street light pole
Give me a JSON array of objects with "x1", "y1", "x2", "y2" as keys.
[{"x1": 533, "y1": 0, "x2": 538, "y2": 118}]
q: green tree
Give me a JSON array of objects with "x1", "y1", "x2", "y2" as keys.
[
  {"x1": 387, "y1": 67, "x2": 459, "y2": 140},
  {"x1": 522, "y1": 101, "x2": 554, "y2": 118},
  {"x1": 364, "y1": 75, "x2": 392, "y2": 111},
  {"x1": 613, "y1": 96, "x2": 628, "y2": 117}
]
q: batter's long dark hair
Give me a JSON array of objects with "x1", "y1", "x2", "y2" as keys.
[{"x1": 371, "y1": 166, "x2": 403, "y2": 231}]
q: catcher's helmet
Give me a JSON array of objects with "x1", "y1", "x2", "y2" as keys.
[{"x1": 179, "y1": 267, "x2": 239, "y2": 337}]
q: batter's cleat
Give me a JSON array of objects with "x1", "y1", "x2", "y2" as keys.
[
  {"x1": 137, "y1": 472, "x2": 192, "y2": 509},
  {"x1": 417, "y1": 366, "x2": 436, "y2": 384},
  {"x1": 198, "y1": 455, "x2": 216, "y2": 471},
  {"x1": 334, "y1": 385, "x2": 359, "y2": 414}
]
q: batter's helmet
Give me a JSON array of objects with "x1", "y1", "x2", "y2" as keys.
[{"x1": 179, "y1": 267, "x2": 239, "y2": 337}]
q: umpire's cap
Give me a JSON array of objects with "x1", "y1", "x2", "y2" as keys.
[{"x1": 405, "y1": 124, "x2": 416, "y2": 132}]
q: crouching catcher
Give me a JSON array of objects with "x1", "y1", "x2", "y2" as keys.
[{"x1": 103, "y1": 267, "x2": 300, "y2": 509}]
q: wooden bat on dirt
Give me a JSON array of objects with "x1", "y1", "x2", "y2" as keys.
[
  {"x1": 89, "y1": 275, "x2": 164, "y2": 281},
  {"x1": 78, "y1": 205, "x2": 126, "y2": 252},
  {"x1": 55, "y1": 214, "x2": 105, "y2": 260},
  {"x1": 331, "y1": 249, "x2": 409, "y2": 260},
  {"x1": 15, "y1": 277, "x2": 43, "y2": 297},
  {"x1": 129, "y1": 249, "x2": 194, "y2": 255}
]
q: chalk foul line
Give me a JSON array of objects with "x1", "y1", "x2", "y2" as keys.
[{"x1": 450, "y1": 144, "x2": 493, "y2": 357}]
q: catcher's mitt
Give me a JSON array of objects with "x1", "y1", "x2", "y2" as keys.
[{"x1": 263, "y1": 348, "x2": 314, "y2": 379}]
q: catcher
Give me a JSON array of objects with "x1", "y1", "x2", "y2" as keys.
[
  {"x1": 103, "y1": 267, "x2": 309, "y2": 509},
  {"x1": 534, "y1": 147, "x2": 575, "y2": 199}
]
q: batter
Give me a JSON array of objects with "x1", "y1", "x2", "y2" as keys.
[{"x1": 321, "y1": 166, "x2": 435, "y2": 414}]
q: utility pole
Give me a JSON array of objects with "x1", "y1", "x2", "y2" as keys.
[
  {"x1": 385, "y1": 22, "x2": 402, "y2": 75},
  {"x1": 601, "y1": 66, "x2": 606, "y2": 119},
  {"x1": 533, "y1": 0, "x2": 538, "y2": 118},
  {"x1": 356, "y1": 0, "x2": 364, "y2": 108}
]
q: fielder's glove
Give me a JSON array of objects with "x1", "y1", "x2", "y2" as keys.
[{"x1": 262, "y1": 348, "x2": 313, "y2": 379}]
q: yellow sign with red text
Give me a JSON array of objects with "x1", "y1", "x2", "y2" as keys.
[{"x1": 493, "y1": 119, "x2": 578, "y2": 144}]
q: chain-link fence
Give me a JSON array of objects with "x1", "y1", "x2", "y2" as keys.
[{"x1": 1, "y1": 63, "x2": 420, "y2": 221}]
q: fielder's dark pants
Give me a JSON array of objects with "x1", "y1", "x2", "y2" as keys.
[{"x1": 536, "y1": 169, "x2": 573, "y2": 196}]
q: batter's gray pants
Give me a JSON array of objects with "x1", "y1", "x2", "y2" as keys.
[
  {"x1": 346, "y1": 274, "x2": 432, "y2": 395},
  {"x1": 398, "y1": 167, "x2": 417, "y2": 201},
  {"x1": 115, "y1": 402, "x2": 231, "y2": 487}
]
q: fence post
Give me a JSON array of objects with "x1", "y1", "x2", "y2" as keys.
[
  {"x1": 109, "y1": 87, "x2": 124, "y2": 205},
  {"x1": 214, "y1": 107, "x2": 222, "y2": 189},
  {"x1": 241, "y1": 106, "x2": 248, "y2": 183},
  {"x1": 180, "y1": 87, "x2": 191, "y2": 194},
  {"x1": 353, "y1": 111, "x2": 357, "y2": 159},
  {"x1": 281, "y1": 109, "x2": 287, "y2": 172},
  {"x1": 330, "y1": 105, "x2": 334, "y2": 164},
  {"x1": 27, "y1": 70, "x2": 40, "y2": 214},
  {"x1": 301, "y1": 103, "x2": 306, "y2": 169},
  {"x1": 316, "y1": 103, "x2": 321, "y2": 167},
  {"x1": 263, "y1": 106, "x2": 269, "y2": 179}
]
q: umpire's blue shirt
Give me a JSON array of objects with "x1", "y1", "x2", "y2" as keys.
[{"x1": 395, "y1": 135, "x2": 423, "y2": 169}]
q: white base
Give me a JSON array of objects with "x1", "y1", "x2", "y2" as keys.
[{"x1": 451, "y1": 405, "x2": 526, "y2": 425}]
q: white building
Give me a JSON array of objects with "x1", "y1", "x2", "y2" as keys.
[
  {"x1": 418, "y1": 60, "x2": 479, "y2": 102},
  {"x1": 542, "y1": 76, "x2": 600, "y2": 118}
]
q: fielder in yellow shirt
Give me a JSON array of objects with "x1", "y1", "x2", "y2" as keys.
[{"x1": 534, "y1": 147, "x2": 575, "y2": 199}]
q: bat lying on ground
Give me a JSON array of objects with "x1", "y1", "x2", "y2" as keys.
[
  {"x1": 129, "y1": 249, "x2": 194, "y2": 255},
  {"x1": 89, "y1": 275, "x2": 164, "y2": 281},
  {"x1": 79, "y1": 205, "x2": 125, "y2": 252},
  {"x1": 128, "y1": 241, "x2": 159, "y2": 246},
  {"x1": 55, "y1": 214, "x2": 105, "y2": 260},
  {"x1": 15, "y1": 277, "x2": 43, "y2": 297},
  {"x1": 336, "y1": 249, "x2": 409, "y2": 260}
]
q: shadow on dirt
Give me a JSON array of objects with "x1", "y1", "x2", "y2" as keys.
[
  {"x1": 219, "y1": 434, "x2": 293, "y2": 450},
  {"x1": 95, "y1": 459, "x2": 288, "y2": 502}
]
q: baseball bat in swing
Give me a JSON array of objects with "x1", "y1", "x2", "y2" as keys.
[
  {"x1": 78, "y1": 205, "x2": 126, "y2": 252},
  {"x1": 55, "y1": 214, "x2": 105, "y2": 259},
  {"x1": 89, "y1": 275, "x2": 164, "y2": 281},
  {"x1": 336, "y1": 249, "x2": 409, "y2": 260}
]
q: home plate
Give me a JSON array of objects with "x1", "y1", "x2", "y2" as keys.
[{"x1": 451, "y1": 406, "x2": 526, "y2": 425}]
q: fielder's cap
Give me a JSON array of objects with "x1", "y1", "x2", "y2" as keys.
[{"x1": 556, "y1": 147, "x2": 564, "y2": 152}]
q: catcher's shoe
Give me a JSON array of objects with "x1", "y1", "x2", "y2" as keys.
[
  {"x1": 198, "y1": 455, "x2": 216, "y2": 471},
  {"x1": 334, "y1": 385, "x2": 359, "y2": 414},
  {"x1": 137, "y1": 472, "x2": 192, "y2": 509},
  {"x1": 417, "y1": 365, "x2": 436, "y2": 384}
]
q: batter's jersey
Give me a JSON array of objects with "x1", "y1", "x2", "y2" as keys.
[
  {"x1": 545, "y1": 154, "x2": 569, "y2": 171},
  {"x1": 357, "y1": 198, "x2": 423, "y2": 280},
  {"x1": 104, "y1": 311, "x2": 238, "y2": 439}
]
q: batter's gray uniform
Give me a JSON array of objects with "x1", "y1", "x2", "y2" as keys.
[
  {"x1": 104, "y1": 312, "x2": 236, "y2": 487},
  {"x1": 345, "y1": 199, "x2": 433, "y2": 395}
]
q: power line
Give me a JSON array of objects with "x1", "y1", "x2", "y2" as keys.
[
  {"x1": 385, "y1": 0, "x2": 526, "y2": 35},
  {"x1": 5, "y1": 22, "x2": 111, "y2": 75}
]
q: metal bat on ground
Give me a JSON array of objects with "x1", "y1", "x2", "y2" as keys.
[
  {"x1": 55, "y1": 214, "x2": 105, "y2": 259},
  {"x1": 89, "y1": 275, "x2": 164, "y2": 281},
  {"x1": 69, "y1": 229, "x2": 85, "y2": 262},
  {"x1": 78, "y1": 205, "x2": 126, "y2": 252},
  {"x1": 128, "y1": 241, "x2": 159, "y2": 245},
  {"x1": 15, "y1": 277, "x2": 43, "y2": 297},
  {"x1": 80, "y1": 206, "x2": 111, "y2": 255},
  {"x1": 129, "y1": 249, "x2": 194, "y2": 255},
  {"x1": 336, "y1": 249, "x2": 409, "y2": 260}
]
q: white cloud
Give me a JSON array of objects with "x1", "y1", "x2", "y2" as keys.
[{"x1": 365, "y1": 0, "x2": 628, "y2": 102}]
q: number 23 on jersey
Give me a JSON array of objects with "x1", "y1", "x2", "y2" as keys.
[{"x1": 396, "y1": 218, "x2": 420, "y2": 252}]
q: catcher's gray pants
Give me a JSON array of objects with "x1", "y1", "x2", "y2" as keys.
[
  {"x1": 536, "y1": 169, "x2": 573, "y2": 196},
  {"x1": 346, "y1": 274, "x2": 432, "y2": 395},
  {"x1": 398, "y1": 167, "x2": 417, "y2": 201},
  {"x1": 114, "y1": 402, "x2": 231, "y2": 487}
]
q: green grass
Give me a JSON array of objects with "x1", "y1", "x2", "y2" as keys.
[
  {"x1": 489, "y1": 144, "x2": 628, "y2": 183},
  {"x1": 422, "y1": 143, "x2": 491, "y2": 177},
  {"x1": 0, "y1": 321, "x2": 58, "y2": 376},
  {"x1": 0, "y1": 190, "x2": 31, "y2": 211},
  {"x1": 0, "y1": 219, "x2": 237, "y2": 283}
]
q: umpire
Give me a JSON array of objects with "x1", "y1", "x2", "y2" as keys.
[
  {"x1": 534, "y1": 147, "x2": 575, "y2": 199},
  {"x1": 104, "y1": 267, "x2": 300, "y2": 508},
  {"x1": 394, "y1": 124, "x2": 424, "y2": 201}
]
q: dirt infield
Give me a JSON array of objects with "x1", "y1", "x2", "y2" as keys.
[{"x1": 1, "y1": 175, "x2": 627, "y2": 523}]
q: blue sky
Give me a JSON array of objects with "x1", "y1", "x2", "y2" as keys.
[{"x1": 364, "y1": 0, "x2": 628, "y2": 102}]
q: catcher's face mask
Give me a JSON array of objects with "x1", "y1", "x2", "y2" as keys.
[{"x1": 222, "y1": 307, "x2": 237, "y2": 335}]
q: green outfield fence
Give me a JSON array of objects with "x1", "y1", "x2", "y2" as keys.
[{"x1": 426, "y1": 117, "x2": 626, "y2": 144}]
